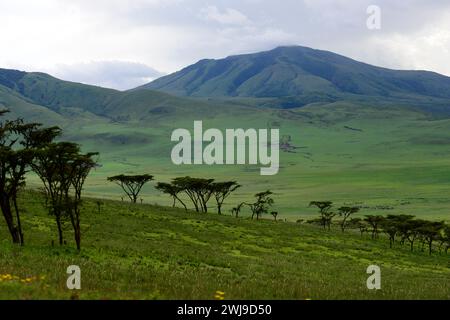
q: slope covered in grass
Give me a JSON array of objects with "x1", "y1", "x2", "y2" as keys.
[
  {"x1": 142, "y1": 46, "x2": 450, "y2": 109},
  {"x1": 0, "y1": 191, "x2": 448, "y2": 300}
]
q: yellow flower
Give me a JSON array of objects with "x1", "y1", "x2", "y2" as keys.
[{"x1": 214, "y1": 291, "x2": 225, "y2": 300}]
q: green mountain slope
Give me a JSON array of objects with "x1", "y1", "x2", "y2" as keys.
[
  {"x1": 0, "y1": 68, "x2": 242, "y2": 122},
  {"x1": 140, "y1": 46, "x2": 450, "y2": 110},
  {"x1": 0, "y1": 83, "x2": 65, "y2": 124}
]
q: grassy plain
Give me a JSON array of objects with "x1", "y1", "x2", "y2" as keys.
[
  {"x1": 35, "y1": 102, "x2": 450, "y2": 221},
  {"x1": 0, "y1": 191, "x2": 448, "y2": 300}
]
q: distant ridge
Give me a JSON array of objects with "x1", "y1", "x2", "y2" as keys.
[{"x1": 139, "y1": 46, "x2": 450, "y2": 108}]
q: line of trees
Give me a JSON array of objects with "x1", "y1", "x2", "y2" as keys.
[
  {"x1": 108, "y1": 174, "x2": 277, "y2": 220},
  {"x1": 108, "y1": 175, "x2": 244, "y2": 214},
  {"x1": 0, "y1": 111, "x2": 97, "y2": 250},
  {"x1": 307, "y1": 201, "x2": 449, "y2": 255}
]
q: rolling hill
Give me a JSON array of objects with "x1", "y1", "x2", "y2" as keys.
[
  {"x1": 140, "y1": 46, "x2": 450, "y2": 111},
  {"x1": 0, "y1": 68, "x2": 248, "y2": 122}
]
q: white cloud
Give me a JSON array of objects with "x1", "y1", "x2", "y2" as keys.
[
  {"x1": 50, "y1": 61, "x2": 165, "y2": 91},
  {"x1": 200, "y1": 6, "x2": 251, "y2": 26}
]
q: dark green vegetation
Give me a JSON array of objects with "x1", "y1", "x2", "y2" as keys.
[{"x1": 0, "y1": 190, "x2": 448, "y2": 300}]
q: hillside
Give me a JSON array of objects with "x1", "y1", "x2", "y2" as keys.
[
  {"x1": 0, "y1": 191, "x2": 448, "y2": 299},
  {"x1": 141, "y1": 46, "x2": 450, "y2": 110},
  {"x1": 0, "y1": 68, "x2": 244, "y2": 122}
]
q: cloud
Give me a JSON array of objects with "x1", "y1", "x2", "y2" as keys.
[
  {"x1": 200, "y1": 6, "x2": 251, "y2": 26},
  {"x1": 51, "y1": 61, "x2": 165, "y2": 91}
]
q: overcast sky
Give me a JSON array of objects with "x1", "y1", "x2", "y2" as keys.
[{"x1": 1, "y1": 0, "x2": 449, "y2": 90}]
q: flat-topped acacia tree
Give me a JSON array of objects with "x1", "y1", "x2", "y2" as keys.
[
  {"x1": 212, "y1": 181, "x2": 241, "y2": 215},
  {"x1": 0, "y1": 110, "x2": 61, "y2": 245},
  {"x1": 155, "y1": 182, "x2": 187, "y2": 211},
  {"x1": 170, "y1": 177, "x2": 215, "y2": 213},
  {"x1": 108, "y1": 174, "x2": 154, "y2": 203},
  {"x1": 249, "y1": 190, "x2": 274, "y2": 220},
  {"x1": 32, "y1": 141, "x2": 98, "y2": 250},
  {"x1": 309, "y1": 201, "x2": 335, "y2": 230},
  {"x1": 338, "y1": 206, "x2": 360, "y2": 232}
]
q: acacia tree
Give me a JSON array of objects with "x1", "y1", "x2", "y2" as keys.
[
  {"x1": 417, "y1": 220, "x2": 445, "y2": 255},
  {"x1": 212, "y1": 181, "x2": 240, "y2": 214},
  {"x1": 381, "y1": 215, "x2": 399, "y2": 248},
  {"x1": 171, "y1": 177, "x2": 215, "y2": 213},
  {"x1": 231, "y1": 202, "x2": 246, "y2": 218},
  {"x1": 364, "y1": 215, "x2": 384, "y2": 239},
  {"x1": 155, "y1": 182, "x2": 187, "y2": 211},
  {"x1": 399, "y1": 219, "x2": 423, "y2": 251},
  {"x1": 192, "y1": 178, "x2": 215, "y2": 213},
  {"x1": 171, "y1": 177, "x2": 201, "y2": 212},
  {"x1": 0, "y1": 110, "x2": 59, "y2": 245},
  {"x1": 309, "y1": 201, "x2": 335, "y2": 230},
  {"x1": 31, "y1": 142, "x2": 96, "y2": 250},
  {"x1": 66, "y1": 152, "x2": 98, "y2": 250},
  {"x1": 338, "y1": 206, "x2": 360, "y2": 232},
  {"x1": 32, "y1": 142, "x2": 72, "y2": 245},
  {"x1": 347, "y1": 218, "x2": 369, "y2": 236},
  {"x1": 381, "y1": 215, "x2": 415, "y2": 248},
  {"x1": 249, "y1": 190, "x2": 274, "y2": 220},
  {"x1": 108, "y1": 174, "x2": 154, "y2": 203},
  {"x1": 271, "y1": 211, "x2": 279, "y2": 221}
]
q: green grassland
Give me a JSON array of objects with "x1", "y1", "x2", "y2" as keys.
[
  {"x1": 35, "y1": 101, "x2": 450, "y2": 222},
  {"x1": 1, "y1": 67, "x2": 450, "y2": 300},
  {"x1": 3, "y1": 68, "x2": 450, "y2": 221},
  {"x1": 0, "y1": 190, "x2": 448, "y2": 300}
]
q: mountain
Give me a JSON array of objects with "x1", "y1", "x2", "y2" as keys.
[{"x1": 140, "y1": 46, "x2": 450, "y2": 109}]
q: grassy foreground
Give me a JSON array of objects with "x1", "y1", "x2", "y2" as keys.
[{"x1": 0, "y1": 191, "x2": 448, "y2": 300}]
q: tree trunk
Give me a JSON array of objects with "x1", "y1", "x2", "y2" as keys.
[
  {"x1": 74, "y1": 224, "x2": 81, "y2": 251},
  {"x1": 13, "y1": 196, "x2": 24, "y2": 246},
  {"x1": 217, "y1": 203, "x2": 222, "y2": 215},
  {"x1": 0, "y1": 195, "x2": 20, "y2": 244},
  {"x1": 175, "y1": 196, "x2": 188, "y2": 212},
  {"x1": 56, "y1": 216, "x2": 64, "y2": 245}
]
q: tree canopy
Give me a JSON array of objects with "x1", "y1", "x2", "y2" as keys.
[{"x1": 108, "y1": 174, "x2": 154, "y2": 203}]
